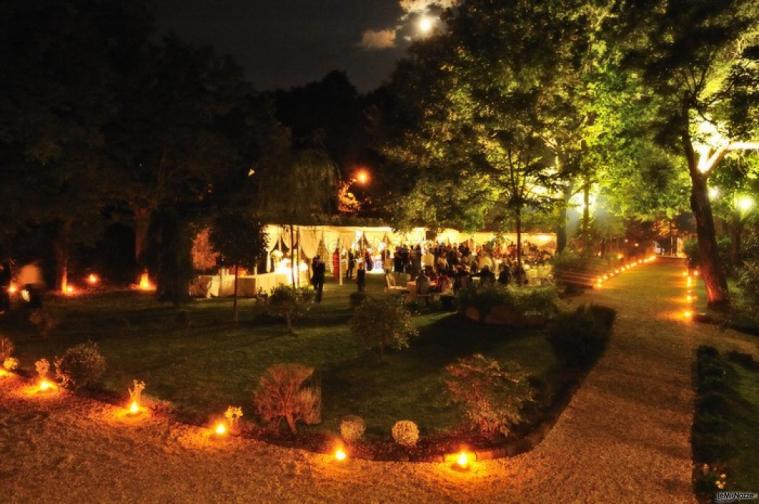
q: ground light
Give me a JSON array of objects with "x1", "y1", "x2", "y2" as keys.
[
  {"x1": 682, "y1": 309, "x2": 693, "y2": 321},
  {"x1": 334, "y1": 447, "x2": 347, "y2": 462},
  {"x1": 87, "y1": 273, "x2": 100, "y2": 285},
  {"x1": 37, "y1": 378, "x2": 57, "y2": 393},
  {"x1": 213, "y1": 421, "x2": 227, "y2": 437},
  {"x1": 129, "y1": 401, "x2": 140, "y2": 415}
]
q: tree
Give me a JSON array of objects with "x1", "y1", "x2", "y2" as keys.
[
  {"x1": 256, "y1": 148, "x2": 337, "y2": 287},
  {"x1": 266, "y1": 285, "x2": 314, "y2": 335},
  {"x1": 350, "y1": 296, "x2": 418, "y2": 362},
  {"x1": 209, "y1": 212, "x2": 268, "y2": 323},
  {"x1": 0, "y1": 0, "x2": 148, "y2": 291},
  {"x1": 613, "y1": 0, "x2": 759, "y2": 306}
]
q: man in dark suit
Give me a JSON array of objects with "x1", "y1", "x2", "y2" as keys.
[{"x1": 311, "y1": 256, "x2": 326, "y2": 302}]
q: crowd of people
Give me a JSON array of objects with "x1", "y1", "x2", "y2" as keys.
[{"x1": 325, "y1": 240, "x2": 554, "y2": 296}]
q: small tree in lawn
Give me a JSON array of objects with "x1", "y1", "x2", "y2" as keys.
[
  {"x1": 209, "y1": 211, "x2": 268, "y2": 323},
  {"x1": 350, "y1": 296, "x2": 418, "y2": 362},
  {"x1": 266, "y1": 285, "x2": 314, "y2": 335},
  {"x1": 252, "y1": 363, "x2": 321, "y2": 435},
  {"x1": 445, "y1": 353, "x2": 535, "y2": 439}
]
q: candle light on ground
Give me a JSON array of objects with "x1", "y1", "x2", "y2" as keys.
[
  {"x1": 334, "y1": 448, "x2": 347, "y2": 462},
  {"x1": 214, "y1": 422, "x2": 227, "y2": 436}
]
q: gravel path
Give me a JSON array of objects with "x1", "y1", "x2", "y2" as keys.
[{"x1": 2, "y1": 260, "x2": 756, "y2": 503}]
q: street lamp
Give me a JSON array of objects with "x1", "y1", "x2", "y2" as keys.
[
  {"x1": 417, "y1": 15, "x2": 435, "y2": 35},
  {"x1": 354, "y1": 168, "x2": 370, "y2": 186}
]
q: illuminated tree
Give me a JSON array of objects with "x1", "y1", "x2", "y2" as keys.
[{"x1": 613, "y1": 0, "x2": 759, "y2": 306}]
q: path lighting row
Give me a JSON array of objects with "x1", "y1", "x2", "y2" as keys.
[{"x1": 594, "y1": 255, "x2": 657, "y2": 289}]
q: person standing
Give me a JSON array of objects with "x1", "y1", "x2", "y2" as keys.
[
  {"x1": 332, "y1": 248, "x2": 340, "y2": 281},
  {"x1": 346, "y1": 250, "x2": 355, "y2": 280},
  {"x1": 0, "y1": 261, "x2": 11, "y2": 312},
  {"x1": 356, "y1": 262, "x2": 366, "y2": 292},
  {"x1": 311, "y1": 256, "x2": 326, "y2": 303}
]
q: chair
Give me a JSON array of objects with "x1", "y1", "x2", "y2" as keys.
[{"x1": 385, "y1": 274, "x2": 409, "y2": 295}]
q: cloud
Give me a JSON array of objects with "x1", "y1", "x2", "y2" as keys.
[
  {"x1": 399, "y1": 0, "x2": 458, "y2": 14},
  {"x1": 359, "y1": 29, "x2": 397, "y2": 50}
]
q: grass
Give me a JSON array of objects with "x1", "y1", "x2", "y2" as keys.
[
  {"x1": 1, "y1": 275, "x2": 561, "y2": 441},
  {"x1": 693, "y1": 347, "x2": 759, "y2": 495}
]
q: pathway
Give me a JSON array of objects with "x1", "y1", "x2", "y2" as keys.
[{"x1": 1, "y1": 260, "x2": 756, "y2": 503}]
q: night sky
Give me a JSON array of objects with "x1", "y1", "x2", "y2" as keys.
[{"x1": 153, "y1": 0, "x2": 411, "y2": 92}]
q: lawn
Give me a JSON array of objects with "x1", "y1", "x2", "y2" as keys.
[
  {"x1": 693, "y1": 347, "x2": 759, "y2": 495},
  {"x1": 1, "y1": 275, "x2": 561, "y2": 441}
]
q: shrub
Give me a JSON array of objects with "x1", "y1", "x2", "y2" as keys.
[
  {"x1": 340, "y1": 415, "x2": 366, "y2": 442},
  {"x1": 391, "y1": 420, "x2": 420, "y2": 448},
  {"x1": 445, "y1": 353, "x2": 535, "y2": 438},
  {"x1": 54, "y1": 342, "x2": 106, "y2": 390},
  {"x1": 349, "y1": 291, "x2": 368, "y2": 309},
  {"x1": 548, "y1": 304, "x2": 616, "y2": 369},
  {"x1": 0, "y1": 336, "x2": 14, "y2": 361},
  {"x1": 252, "y1": 363, "x2": 321, "y2": 434},
  {"x1": 737, "y1": 259, "x2": 759, "y2": 309},
  {"x1": 3, "y1": 357, "x2": 19, "y2": 371},
  {"x1": 457, "y1": 285, "x2": 558, "y2": 322},
  {"x1": 28, "y1": 309, "x2": 58, "y2": 337},
  {"x1": 266, "y1": 286, "x2": 314, "y2": 334},
  {"x1": 350, "y1": 296, "x2": 418, "y2": 361},
  {"x1": 683, "y1": 239, "x2": 699, "y2": 269}
]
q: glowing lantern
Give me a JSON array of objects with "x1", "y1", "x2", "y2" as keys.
[
  {"x1": 87, "y1": 273, "x2": 99, "y2": 285},
  {"x1": 38, "y1": 378, "x2": 56, "y2": 392},
  {"x1": 214, "y1": 422, "x2": 227, "y2": 436},
  {"x1": 694, "y1": 270, "x2": 699, "y2": 277},
  {"x1": 139, "y1": 272, "x2": 150, "y2": 290},
  {"x1": 454, "y1": 450, "x2": 473, "y2": 470},
  {"x1": 334, "y1": 448, "x2": 347, "y2": 462},
  {"x1": 616, "y1": 253, "x2": 624, "y2": 260}
]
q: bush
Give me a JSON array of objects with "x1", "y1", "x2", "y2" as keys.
[
  {"x1": 0, "y1": 336, "x2": 14, "y2": 361},
  {"x1": 54, "y1": 342, "x2": 106, "y2": 390},
  {"x1": 737, "y1": 259, "x2": 759, "y2": 309},
  {"x1": 391, "y1": 420, "x2": 420, "y2": 448},
  {"x1": 457, "y1": 285, "x2": 558, "y2": 322},
  {"x1": 266, "y1": 286, "x2": 314, "y2": 334},
  {"x1": 28, "y1": 309, "x2": 58, "y2": 337},
  {"x1": 340, "y1": 415, "x2": 366, "y2": 442},
  {"x1": 351, "y1": 296, "x2": 418, "y2": 361},
  {"x1": 548, "y1": 304, "x2": 616, "y2": 369},
  {"x1": 252, "y1": 363, "x2": 321, "y2": 434},
  {"x1": 445, "y1": 353, "x2": 535, "y2": 438},
  {"x1": 349, "y1": 291, "x2": 368, "y2": 309}
]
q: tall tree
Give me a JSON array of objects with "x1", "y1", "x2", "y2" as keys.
[{"x1": 613, "y1": 0, "x2": 759, "y2": 306}]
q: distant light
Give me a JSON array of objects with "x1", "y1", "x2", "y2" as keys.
[
  {"x1": 737, "y1": 195, "x2": 754, "y2": 213},
  {"x1": 354, "y1": 169, "x2": 370, "y2": 186},
  {"x1": 87, "y1": 273, "x2": 99, "y2": 285},
  {"x1": 7, "y1": 283, "x2": 17, "y2": 294},
  {"x1": 417, "y1": 15, "x2": 435, "y2": 35},
  {"x1": 708, "y1": 187, "x2": 719, "y2": 200}
]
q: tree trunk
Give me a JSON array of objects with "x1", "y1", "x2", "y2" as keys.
[
  {"x1": 55, "y1": 219, "x2": 72, "y2": 292},
  {"x1": 289, "y1": 224, "x2": 296, "y2": 289},
  {"x1": 285, "y1": 413, "x2": 297, "y2": 434},
  {"x1": 683, "y1": 132, "x2": 729, "y2": 307},
  {"x1": 378, "y1": 341, "x2": 384, "y2": 362},
  {"x1": 233, "y1": 264, "x2": 239, "y2": 324},
  {"x1": 730, "y1": 212, "x2": 742, "y2": 269},
  {"x1": 582, "y1": 178, "x2": 591, "y2": 252},
  {"x1": 155, "y1": 208, "x2": 193, "y2": 305},
  {"x1": 555, "y1": 186, "x2": 572, "y2": 255},
  {"x1": 133, "y1": 207, "x2": 151, "y2": 269},
  {"x1": 515, "y1": 207, "x2": 523, "y2": 266}
]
